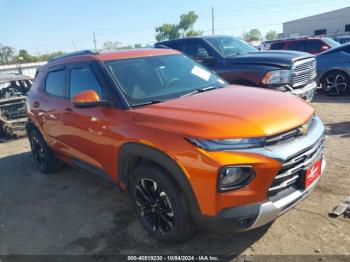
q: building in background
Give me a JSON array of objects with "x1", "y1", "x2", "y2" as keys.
[{"x1": 283, "y1": 6, "x2": 350, "y2": 38}]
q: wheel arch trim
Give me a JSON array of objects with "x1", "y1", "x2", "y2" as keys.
[{"x1": 118, "y1": 142, "x2": 201, "y2": 214}]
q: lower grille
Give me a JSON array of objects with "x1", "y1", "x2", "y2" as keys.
[{"x1": 268, "y1": 135, "x2": 325, "y2": 198}]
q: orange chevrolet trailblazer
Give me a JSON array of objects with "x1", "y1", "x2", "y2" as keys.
[{"x1": 26, "y1": 49, "x2": 326, "y2": 243}]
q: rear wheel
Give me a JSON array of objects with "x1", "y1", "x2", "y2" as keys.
[
  {"x1": 321, "y1": 71, "x2": 350, "y2": 95},
  {"x1": 130, "y1": 164, "x2": 195, "y2": 244},
  {"x1": 28, "y1": 128, "x2": 62, "y2": 174}
]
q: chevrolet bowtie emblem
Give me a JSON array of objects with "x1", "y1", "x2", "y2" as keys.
[{"x1": 298, "y1": 124, "x2": 308, "y2": 136}]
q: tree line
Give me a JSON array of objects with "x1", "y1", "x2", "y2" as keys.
[
  {"x1": 154, "y1": 11, "x2": 279, "y2": 43},
  {"x1": 1, "y1": 11, "x2": 280, "y2": 65},
  {"x1": 0, "y1": 42, "x2": 149, "y2": 65},
  {"x1": 0, "y1": 44, "x2": 66, "y2": 65}
]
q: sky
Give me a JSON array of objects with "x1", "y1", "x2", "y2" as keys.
[{"x1": 1, "y1": 0, "x2": 350, "y2": 55}]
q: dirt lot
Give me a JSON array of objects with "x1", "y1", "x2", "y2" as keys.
[{"x1": 0, "y1": 94, "x2": 349, "y2": 257}]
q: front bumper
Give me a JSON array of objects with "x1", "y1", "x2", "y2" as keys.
[
  {"x1": 196, "y1": 158, "x2": 325, "y2": 232},
  {"x1": 195, "y1": 115, "x2": 326, "y2": 232},
  {"x1": 286, "y1": 81, "x2": 317, "y2": 102},
  {"x1": 250, "y1": 156, "x2": 325, "y2": 229}
]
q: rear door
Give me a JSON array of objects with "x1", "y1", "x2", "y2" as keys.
[{"x1": 37, "y1": 65, "x2": 72, "y2": 152}]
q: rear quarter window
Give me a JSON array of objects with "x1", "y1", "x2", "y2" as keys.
[{"x1": 45, "y1": 70, "x2": 66, "y2": 97}]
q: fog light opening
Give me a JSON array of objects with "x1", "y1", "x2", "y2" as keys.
[{"x1": 218, "y1": 166, "x2": 255, "y2": 192}]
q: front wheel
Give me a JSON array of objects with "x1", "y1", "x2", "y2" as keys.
[
  {"x1": 321, "y1": 71, "x2": 350, "y2": 95},
  {"x1": 130, "y1": 165, "x2": 195, "y2": 244}
]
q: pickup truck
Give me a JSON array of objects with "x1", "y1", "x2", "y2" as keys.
[{"x1": 155, "y1": 36, "x2": 317, "y2": 101}]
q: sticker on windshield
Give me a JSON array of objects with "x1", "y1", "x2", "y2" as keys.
[{"x1": 191, "y1": 65, "x2": 211, "y2": 81}]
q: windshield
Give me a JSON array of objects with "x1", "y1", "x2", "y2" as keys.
[
  {"x1": 104, "y1": 54, "x2": 228, "y2": 107},
  {"x1": 323, "y1": 37, "x2": 340, "y2": 48},
  {"x1": 206, "y1": 36, "x2": 257, "y2": 57}
]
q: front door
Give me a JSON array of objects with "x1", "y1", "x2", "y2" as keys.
[{"x1": 61, "y1": 62, "x2": 119, "y2": 176}]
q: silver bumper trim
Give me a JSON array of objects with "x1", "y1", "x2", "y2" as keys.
[
  {"x1": 289, "y1": 81, "x2": 317, "y2": 102},
  {"x1": 249, "y1": 156, "x2": 326, "y2": 229},
  {"x1": 279, "y1": 81, "x2": 317, "y2": 102}
]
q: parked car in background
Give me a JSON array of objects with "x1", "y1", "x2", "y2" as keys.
[
  {"x1": 0, "y1": 73, "x2": 32, "y2": 137},
  {"x1": 316, "y1": 43, "x2": 350, "y2": 95},
  {"x1": 269, "y1": 37, "x2": 340, "y2": 54},
  {"x1": 334, "y1": 35, "x2": 350, "y2": 45},
  {"x1": 155, "y1": 36, "x2": 317, "y2": 101},
  {"x1": 26, "y1": 49, "x2": 326, "y2": 243}
]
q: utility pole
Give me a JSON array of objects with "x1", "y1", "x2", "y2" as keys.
[
  {"x1": 93, "y1": 31, "x2": 97, "y2": 51},
  {"x1": 71, "y1": 41, "x2": 77, "y2": 51},
  {"x1": 211, "y1": 7, "x2": 215, "y2": 35}
]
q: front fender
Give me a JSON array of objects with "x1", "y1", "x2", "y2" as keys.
[{"x1": 118, "y1": 142, "x2": 201, "y2": 215}]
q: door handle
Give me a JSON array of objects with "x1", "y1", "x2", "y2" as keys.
[
  {"x1": 32, "y1": 101, "x2": 40, "y2": 108},
  {"x1": 64, "y1": 108, "x2": 74, "y2": 114}
]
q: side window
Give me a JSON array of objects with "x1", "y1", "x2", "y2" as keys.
[
  {"x1": 182, "y1": 41, "x2": 210, "y2": 58},
  {"x1": 270, "y1": 42, "x2": 285, "y2": 50},
  {"x1": 303, "y1": 40, "x2": 322, "y2": 52},
  {"x1": 69, "y1": 66, "x2": 103, "y2": 98},
  {"x1": 45, "y1": 70, "x2": 66, "y2": 97},
  {"x1": 287, "y1": 41, "x2": 303, "y2": 51}
]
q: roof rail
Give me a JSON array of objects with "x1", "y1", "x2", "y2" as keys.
[{"x1": 49, "y1": 50, "x2": 97, "y2": 62}]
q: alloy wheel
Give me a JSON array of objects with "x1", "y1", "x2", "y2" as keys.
[
  {"x1": 323, "y1": 73, "x2": 349, "y2": 95},
  {"x1": 135, "y1": 178, "x2": 175, "y2": 234},
  {"x1": 30, "y1": 136, "x2": 46, "y2": 169}
]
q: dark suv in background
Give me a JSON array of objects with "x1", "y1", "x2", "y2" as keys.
[
  {"x1": 156, "y1": 36, "x2": 317, "y2": 101},
  {"x1": 269, "y1": 37, "x2": 339, "y2": 54}
]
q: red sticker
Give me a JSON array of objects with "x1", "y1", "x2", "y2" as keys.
[{"x1": 305, "y1": 159, "x2": 322, "y2": 188}]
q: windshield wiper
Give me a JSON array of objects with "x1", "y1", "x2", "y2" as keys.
[
  {"x1": 181, "y1": 85, "x2": 222, "y2": 97},
  {"x1": 131, "y1": 100, "x2": 166, "y2": 108}
]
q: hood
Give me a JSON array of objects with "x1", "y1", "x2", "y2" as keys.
[
  {"x1": 227, "y1": 50, "x2": 314, "y2": 69},
  {"x1": 132, "y1": 86, "x2": 314, "y2": 139}
]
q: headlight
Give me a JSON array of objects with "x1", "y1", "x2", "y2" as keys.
[
  {"x1": 187, "y1": 137, "x2": 265, "y2": 151},
  {"x1": 262, "y1": 70, "x2": 291, "y2": 85},
  {"x1": 218, "y1": 166, "x2": 255, "y2": 191}
]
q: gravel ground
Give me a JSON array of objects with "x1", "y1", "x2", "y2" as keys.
[{"x1": 0, "y1": 94, "x2": 349, "y2": 258}]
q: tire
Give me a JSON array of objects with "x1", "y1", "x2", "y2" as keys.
[
  {"x1": 129, "y1": 164, "x2": 195, "y2": 244},
  {"x1": 28, "y1": 128, "x2": 62, "y2": 174},
  {"x1": 321, "y1": 71, "x2": 350, "y2": 96}
]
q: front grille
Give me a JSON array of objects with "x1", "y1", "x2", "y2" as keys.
[
  {"x1": 291, "y1": 58, "x2": 316, "y2": 88},
  {"x1": 268, "y1": 134, "x2": 325, "y2": 198},
  {"x1": 265, "y1": 116, "x2": 315, "y2": 146}
]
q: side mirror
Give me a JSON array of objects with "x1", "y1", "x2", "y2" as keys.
[
  {"x1": 321, "y1": 45, "x2": 329, "y2": 51},
  {"x1": 72, "y1": 90, "x2": 110, "y2": 108}
]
